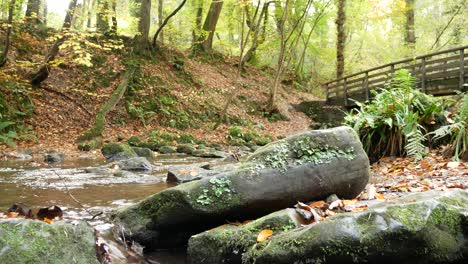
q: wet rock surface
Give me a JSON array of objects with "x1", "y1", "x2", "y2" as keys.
[
  {"x1": 0, "y1": 219, "x2": 99, "y2": 264},
  {"x1": 112, "y1": 127, "x2": 370, "y2": 251},
  {"x1": 188, "y1": 189, "x2": 468, "y2": 264}
]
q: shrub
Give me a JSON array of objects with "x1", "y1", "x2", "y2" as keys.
[
  {"x1": 227, "y1": 126, "x2": 272, "y2": 146},
  {"x1": 344, "y1": 69, "x2": 449, "y2": 161},
  {"x1": 430, "y1": 94, "x2": 467, "y2": 161}
]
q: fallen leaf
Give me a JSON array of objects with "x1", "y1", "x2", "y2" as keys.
[
  {"x1": 375, "y1": 193, "x2": 385, "y2": 200},
  {"x1": 257, "y1": 229, "x2": 273, "y2": 242},
  {"x1": 308, "y1": 201, "x2": 325, "y2": 208},
  {"x1": 447, "y1": 162, "x2": 460, "y2": 169},
  {"x1": 7, "y1": 212, "x2": 19, "y2": 218},
  {"x1": 44, "y1": 217, "x2": 53, "y2": 224}
]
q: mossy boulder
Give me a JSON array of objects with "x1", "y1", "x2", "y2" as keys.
[
  {"x1": 188, "y1": 209, "x2": 300, "y2": 264},
  {"x1": 112, "y1": 126, "x2": 370, "y2": 251},
  {"x1": 158, "y1": 145, "x2": 177, "y2": 154},
  {"x1": 132, "y1": 147, "x2": 155, "y2": 160},
  {"x1": 101, "y1": 143, "x2": 137, "y2": 161},
  {"x1": 0, "y1": 219, "x2": 99, "y2": 264},
  {"x1": 177, "y1": 144, "x2": 196, "y2": 155},
  {"x1": 114, "y1": 157, "x2": 153, "y2": 171},
  {"x1": 194, "y1": 189, "x2": 467, "y2": 264}
]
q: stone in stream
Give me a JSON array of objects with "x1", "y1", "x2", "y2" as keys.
[
  {"x1": 187, "y1": 189, "x2": 468, "y2": 264},
  {"x1": 113, "y1": 157, "x2": 153, "y2": 171},
  {"x1": 131, "y1": 147, "x2": 155, "y2": 160},
  {"x1": 101, "y1": 143, "x2": 138, "y2": 161},
  {"x1": 0, "y1": 219, "x2": 99, "y2": 264},
  {"x1": 111, "y1": 126, "x2": 370, "y2": 251},
  {"x1": 44, "y1": 151, "x2": 66, "y2": 163}
]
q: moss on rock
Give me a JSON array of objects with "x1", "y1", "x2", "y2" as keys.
[
  {"x1": 0, "y1": 219, "x2": 99, "y2": 264},
  {"x1": 101, "y1": 142, "x2": 137, "y2": 161}
]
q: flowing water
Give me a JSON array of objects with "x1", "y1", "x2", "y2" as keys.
[{"x1": 0, "y1": 154, "x2": 212, "y2": 263}]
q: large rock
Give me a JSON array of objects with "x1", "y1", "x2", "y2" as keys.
[
  {"x1": 188, "y1": 189, "x2": 468, "y2": 264},
  {"x1": 101, "y1": 143, "x2": 137, "y2": 161},
  {"x1": 0, "y1": 219, "x2": 99, "y2": 264},
  {"x1": 112, "y1": 127, "x2": 370, "y2": 251},
  {"x1": 114, "y1": 157, "x2": 153, "y2": 171},
  {"x1": 166, "y1": 163, "x2": 242, "y2": 183}
]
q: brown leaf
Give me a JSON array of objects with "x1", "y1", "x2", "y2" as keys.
[{"x1": 257, "y1": 229, "x2": 273, "y2": 242}]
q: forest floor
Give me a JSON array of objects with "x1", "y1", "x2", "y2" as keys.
[{"x1": 1, "y1": 37, "x2": 325, "y2": 157}]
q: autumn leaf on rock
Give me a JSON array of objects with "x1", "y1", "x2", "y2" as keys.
[
  {"x1": 257, "y1": 229, "x2": 273, "y2": 242},
  {"x1": 44, "y1": 217, "x2": 53, "y2": 224}
]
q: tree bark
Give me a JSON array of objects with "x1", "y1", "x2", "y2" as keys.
[
  {"x1": 76, "y1": 67, "x2": 135, "y2": 149},
  {"x1": 110, "y1": 0, "x2": 117, "y2": 34},
  {"x1": 134, "y1": 0, "x2": 151, "y2": 52},
  {"x1": 192, "y1": 0, "x2": 203, "y2": 44},
  {"x1": 31, "y1": 0, "x2": 77, "y2": 86},
  {"x1": 42, "y1": 0, "x2": 48, "y2": 24},
  {"x1": 405, "y1": 0, "x2": 416, "y2": 49},
  {"x1": 25, "y1": 0, "x2": 41, "y2": 24},
  {"x1": 153, "y1": 0, "x2": 187, "y2": 48},
  {"x1": 0, "y1": 0, "x2": 14, "y2": 67},
  {"x1": 96, "y1": 0, "x2": 110, "y2": 33},
  {"x1": 336, "y1": 0, "x2": 346, "y2": 79},
  {"x1": 158, "y1": 0, "x2": 164, "y2": 43},
  {"x1": 197, "y1": 0, "x2": 224, "y2": 52}
]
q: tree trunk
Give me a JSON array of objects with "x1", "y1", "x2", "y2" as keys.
[
  {"x1": 86, "y1": 0, "x2": 94, "y2": 29},
  {"x1": 153, "y1": 0, "x2": 188, "y2": 48},
  {"x1": 336, "y1": 0, "x2": 346, "y2": 79},
  {"x1": 96, "y1": 0, "x2": 110, "y2": 33},
  {"x1": 25, "y1": 0, "x2": 41, "y2": 24},
  {"x1": 197, "y1": 0, "x2": 223, "y2": 52},
  {"x1": 42, "y1": 0, "x2": 48, "y2": 25},
  {"x1": 244, "y1": 1, "x2": 271, "y2": 64},
  {"x1": 158, "y1": 0, "x2": 164, "y2": 43},
  {"x1": 76, "y1": 67, "x2": 136, "y2": 150},
  {"x1": 0, "y1": 0, "x2": 14, "y2": 67},
  {"x1": 31, "y1": 0, "x2": 77, "y2": 86},
  {"x1": 134, "y1": 0, "x2": 151, "y2": 52},
  {"x1": 405, "y1": 0, "x2": 416, "y2": 49},
  {"x1": 192, "y1": 0, "x2": 203, "y2": 44},
  {"x1": 110, "y1": 0, "x2": 117, "y2": 34},
  {"x1": 268, "y1": 0, "x2": 290, "y2": 111}
]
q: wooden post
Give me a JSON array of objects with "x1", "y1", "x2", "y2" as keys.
[
  {"x1": 390, "y1": 64, "x2": 395, "y2": 76},
  {"x1": 363, "y1": 72, "x2": 369, "y2": 101},
  {"x1": 460, "y1": 49, "x2": 465, "y2": 92},
  {"x1": 343, "y1": 78, "x2": 348, "y2": 106},
  {"x1": 421, "y1": 57, "x2": 426, "y2": 93}
]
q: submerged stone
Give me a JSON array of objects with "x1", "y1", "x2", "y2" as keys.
[
  {"x1": 112, "y1": 127, "x2": 370, "y2": 251},
  {"x1": 0, "y1": 219, "x2": 99, "y2": 264}
]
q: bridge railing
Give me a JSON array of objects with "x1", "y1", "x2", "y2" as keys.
[{"x1": 324, "y1": 45, "x2": 467, "y2": 106}]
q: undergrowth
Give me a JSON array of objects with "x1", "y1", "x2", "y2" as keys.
[{"x1": 344, "y1": 69, "x2": 451, "y2": 161}]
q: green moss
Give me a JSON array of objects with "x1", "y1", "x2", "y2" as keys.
[
  {"x1": 127, "y1": 136, "x2": 141, "y2": 146},
  {"x1": 101, "y1": 142, "x2": 137, "y2": 160},
  {"x1": 0, "y1": 220, "x2": 99, "y2": 264},
  {"x1": 427, "y1": 206, "x2": 462, "y2": 235},
  {"x1": 385, "y1": 204, "x2": 428, "y2": 231}
]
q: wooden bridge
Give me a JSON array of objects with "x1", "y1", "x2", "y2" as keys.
[{"x1": 324, "y1": 45, "x2": 467, "y2": 106}]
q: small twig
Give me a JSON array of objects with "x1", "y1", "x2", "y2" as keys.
[{"x1": 51, "y1": 169, "x2": 103, "y2": 220}]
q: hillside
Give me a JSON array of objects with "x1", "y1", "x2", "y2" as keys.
[{"x1": 0, "y1": 34, "x2": 323, "y2": 154}]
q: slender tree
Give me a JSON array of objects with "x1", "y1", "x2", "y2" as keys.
[
  {"x1": 192, "y1": 0, "x2": 204, "y2": 44},
  {"x1": 405, "y1": 0, "x2": 416, "y2": 49},
  {"x1": 96, "y1": 0, "x2": 110, "y2": 33},
  {"x1": 25, "y1": 0, "x2": 41, "y2": 25},
  {"x1": 0, "y1": 0, "x2": 15, "y2": 67},
  {"x1": 134, "y1": 0, "x2": 151, "y2": 52},
  {"x1": 110, "y1": 0, "x2": 117, "y2": 34},
  {"x1": 152, "y1": 0, "x2": 188, "y2": 48},
  {"x1": 158, "y1": 0, "x2": 164, "y2": 43},
  {"x1": 196, "y1": 0, "x2": 224, "y2": 52},
  {"x1": 31, "y1": 0, "x2": 78, "y2": 86},
  {"x1": 336, "y1": 0, "x2": 346, "y2": 78}
]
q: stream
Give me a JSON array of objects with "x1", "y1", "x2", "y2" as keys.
[{"x1": 0, "y1": 154, "x2": 212, "y2": 264}]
